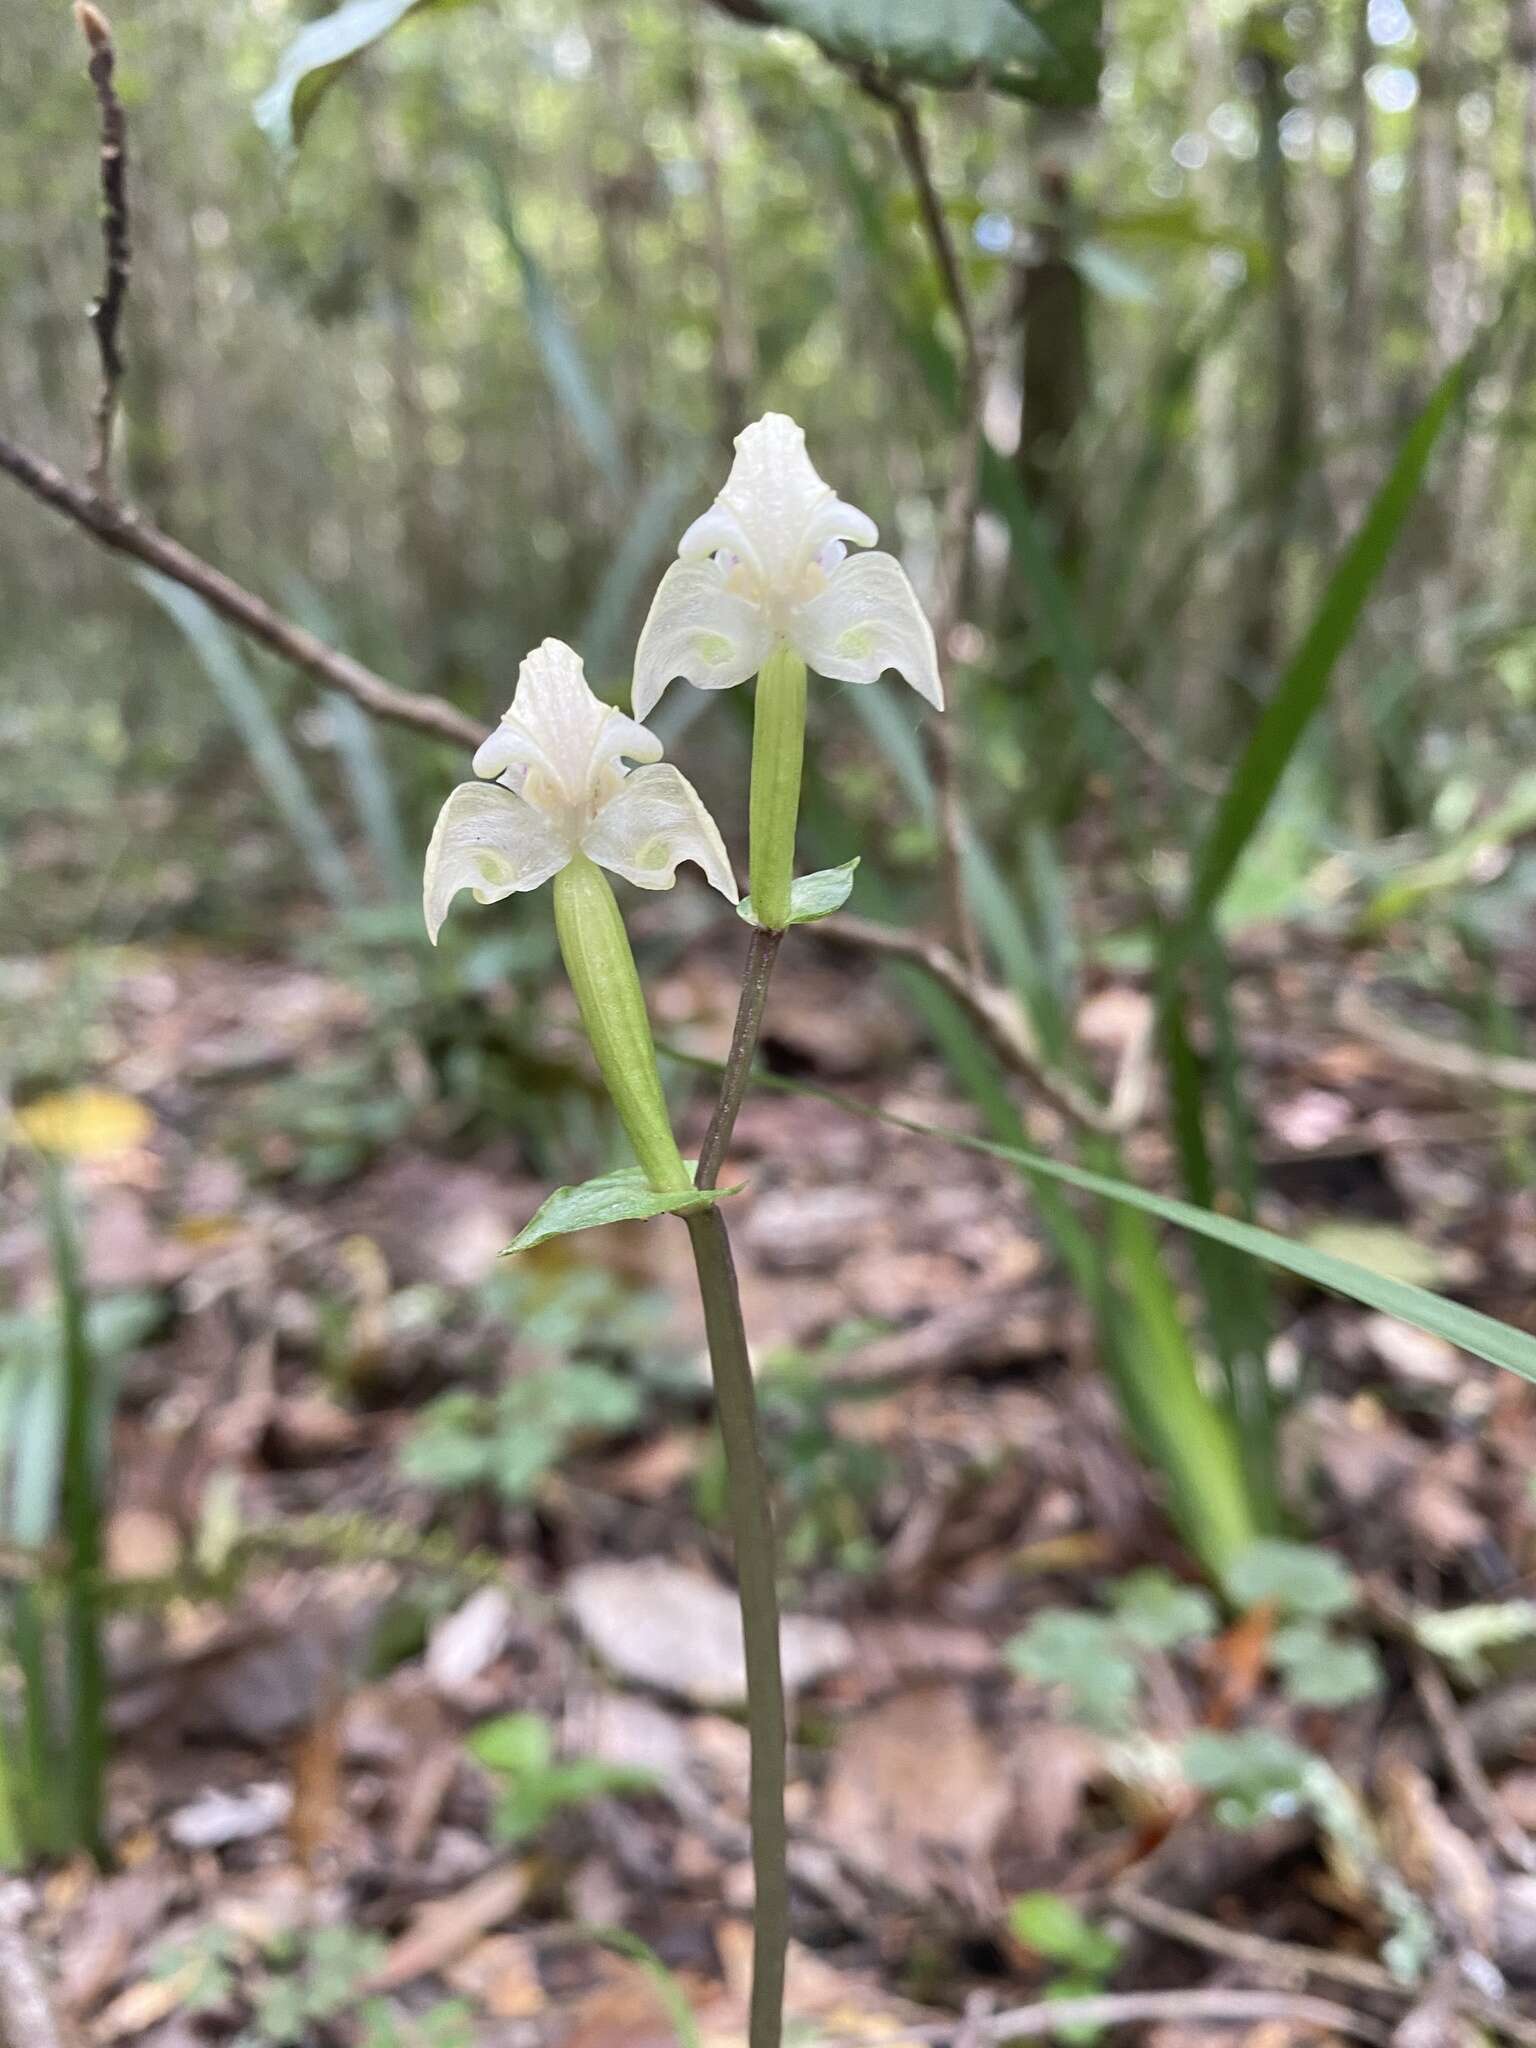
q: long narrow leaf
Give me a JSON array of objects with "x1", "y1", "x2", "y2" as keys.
[
  {"x1": 669, "y1": 1055, "x2": 1536, "y2": 1387},
  {"x1": 1186, "y1": 348, "x2": 1473, "y2": 927},
  {"x1": 474, "y1": 153, "x2": 628, "y2": 494},
  {"x1": 136, "y1": 572, "x2": 359, "y2": 911}
]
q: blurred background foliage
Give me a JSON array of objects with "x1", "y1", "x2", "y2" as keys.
[
  {"x1": 6, "y1": 0, "x2": 1536, "y2": 1588},
  {"x1": 6, "y1": 0, "x2": 1534, "y2": 958}
]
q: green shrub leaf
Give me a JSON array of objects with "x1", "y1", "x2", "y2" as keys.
[
  {"x1": 255, "y1": 0, "x2": 472, "y2": 157},
  {"x1": 742, "y1": 0, "x2": 1101, "y2": 107},
  {"x1": 1269, "y1": 1622, "x2": 1383, "y2": 1708}
]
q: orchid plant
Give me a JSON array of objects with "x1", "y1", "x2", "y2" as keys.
[{"x1": 425, "y1": 415, "x2": 943, "y2": 2048}]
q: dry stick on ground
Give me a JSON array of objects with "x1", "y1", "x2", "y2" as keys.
[
  {"x1": 825, "y1": 1985, "x2": 1393, "y2": 2047},
  {"x1": 0, "y1": 1888, "x2": 82, "y2": 2048},
  {"x1": 75, "y1": 4, "x2": 129, "y2": 498},
  {"x1": 1411, "y1": 1650, "x2": 1536, "y2": 1875},
  {"x1": 1338, "y1": 981, "x2": 1536, "y2": 1097},
  {"x1": 1111, "y1": 1885, "x2": 1536, "y2": 2047}
]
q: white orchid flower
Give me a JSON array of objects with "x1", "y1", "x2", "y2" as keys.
[
  {"x1": 424, "y1": 637, "x2": 736, "y2": 944},
  {"x1": 632, "y1": 412, "x2": 944, "y2": 721}
]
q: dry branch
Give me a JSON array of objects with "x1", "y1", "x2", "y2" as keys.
[
  {"x1": 75, "y1": 4, "x2": 130, "y2": 496},
  {"x1": 0, "y1": 433, "x2": 482, "y2": 752}
]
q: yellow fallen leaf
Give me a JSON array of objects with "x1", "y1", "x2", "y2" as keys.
[{"x1": 14, "y1": 1087, "x2": 154, "y2": 1161}]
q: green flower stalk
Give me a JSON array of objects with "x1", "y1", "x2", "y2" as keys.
[{"x1": 748, "y1": 648, "x2": 807, "y2": 931}]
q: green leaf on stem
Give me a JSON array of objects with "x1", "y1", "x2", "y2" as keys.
[
  {"x1": 505, "y1": 1166, "x2": 737, "y2": 1254},
  {"x1": 738, "y1": 859, "x2": 859, "y2": 929},
  {"x1": 255, "y1": 0, "x2": 473, "y2": 157}
]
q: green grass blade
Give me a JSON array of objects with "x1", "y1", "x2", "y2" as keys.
[
  {"x1": 1186, "y1": 348, "x2": 1473, "y2": 929},
  {"x1": 679, "y1": 1059, "x2": 1536, "y2": 1388},
  {"x1": 473, "y1": 152, "x2": 628, "y2": 494},
  {"x1": 41, "y1": 1162, "x2": 106, "y2": 1863},
  {"x1": 136, "y1": 571, "x2": 359, "y2": 912}
]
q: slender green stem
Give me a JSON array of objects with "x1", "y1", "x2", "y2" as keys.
[
  {"x1": 553, "y1": 854, "x2": 691, "y2": 1194},
  {"x1": 748, "y1": 649, "x2": 807, "y2": 931},
  {"x1": 696, "y1": 926, "x2": 783, "y2": 1191},
  {"x1": 684, "y1": 1205, "x2": 787, "y2": 2048},
  {"x1": 0, "y1": 1698, "x2": 22, "y2": 1868},
  {"x1": 42, "y1": 1160, "x2": 107, "y2": 1865}
]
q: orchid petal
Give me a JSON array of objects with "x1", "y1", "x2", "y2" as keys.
[
  {"x1": 473, "y1": 638, "x2": 660, "y2": 807},
  {"x1": 632, "y1": 559, "x2": 775, "y2": 721},
  {"x1": 679, "y1": 414, "x2": 877, "y2": 586},
  {"x1": 423, "y1": 781, "x2": 571, "y2": 943},
  {"x1": 792, "y1": 551, "x2": 944, "y2": 710},
  {"x1": 582, "y1": 763, "x2": 738, "y2": 901}
]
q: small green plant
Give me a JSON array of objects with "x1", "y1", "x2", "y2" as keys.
[
  {"x1": 468, "y1": 1711, "x2": 654, "y2": 1844},
  {"x1": 1007, "y1": 1545, "x2": 1382, "y2": 1733},
  {"x1": 153, "y1": 1922, "x2": 473, "y2": 2048},
  {"x1": 400, "y1": 1361, "x2": 643, "y2": 1502},
  {"x1": 1007, "y1": 1892, "x2": 1122, "y2": 2044},
  {"x1": 1005, "y1": 1569, "x2": 1218, "y2": 1731},
  {"x1": 1220, "y1": 1539, "x2": 1383, "y2": 1709}
]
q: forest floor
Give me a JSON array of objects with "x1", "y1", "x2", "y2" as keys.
[{"x1": 5, "y1": 921, "x2": 1536, "y2": 2048}]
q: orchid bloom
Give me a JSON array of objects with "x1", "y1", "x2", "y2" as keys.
[
  {"x1": 632, "y1": 412, "x2": 943, "y2": 721},
  {"x1": 424, "y1": 637, "x2": 736, "y2": 944}
]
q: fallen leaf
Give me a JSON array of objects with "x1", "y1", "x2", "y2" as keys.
[
  {"x1": 167, "y1": 1782, "x2": 293, "y2": 1850},
  {"x1": 566, "y1": 1560, "x2": 852, "y2": 1707},
  {"x1": 364, "y1": 1861, "x2": 530, "y2": 1992},
  {"x1": 14, "y1": 1087, "x2": 154, "y2": 1161},
  {"x1": 820, "y1": 1685, "x2": 1010, "y2": 1900},
  {"x1": 426, "y1": 1587, "x2": 515, "y2": 1698}
]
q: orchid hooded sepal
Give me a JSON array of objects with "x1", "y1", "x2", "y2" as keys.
[
  {"x1": 506, "y1": 1164, "x2": 742, "y2": 1254},
  {"x1": 423, "y1": 636, "x2": 736, "y2": 944},
  {"x1": 632, "y1": 413, "x2": 943, "y2": 721},
  {"x1": 737, "y1": 858, "x2": 859, "y2": 930}
]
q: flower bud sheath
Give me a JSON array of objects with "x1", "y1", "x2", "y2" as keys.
[{"x1": 553, "y1": 853, "x2": 691, "y2": 1194}]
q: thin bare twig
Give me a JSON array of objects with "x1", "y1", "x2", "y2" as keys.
[
  {"x1": 1412, "y1": 1651, "x2": 1536, "y2": 1874},
  {"x1": 75, "y1": 4, "x2": 129, "y2": 497},
  {"x1": 1338, "y1": 982, "x2": 1536, "y2": 1097},
  {"x1": 1112, "y1": 1880, "x2": 1536, "y2": 2046},
  {"x1": 817, "y1": 911, "x2": 1144, "y2": 1134},
  {"x1": 821, "y1": 1985, "x2": 1393, "y2": 2047},
  {"x1": 0, "y1": 433, "x2": 482, "y2": 751}
]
